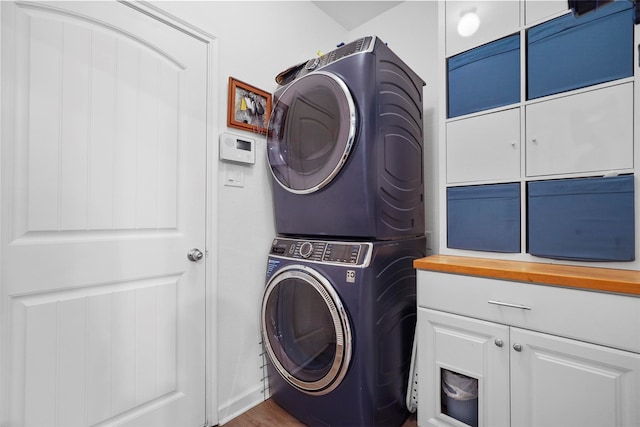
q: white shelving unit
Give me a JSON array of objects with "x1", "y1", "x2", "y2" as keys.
[{"x1": 436, "y1": 0, "x2": 640, "y2": 270}]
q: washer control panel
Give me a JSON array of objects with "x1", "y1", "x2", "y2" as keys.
[{"x1": 270, "y1": 237, "x2": 370, "y2": 266}]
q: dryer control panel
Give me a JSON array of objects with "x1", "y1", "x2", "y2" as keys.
[
  {"x1": 307, "y1": 36, "x2": 374, "y2": 71},
  {"x1": 296, "y1": 36, "x2": 375, "y2": 81},
  {"x1": 270, "y1": 237, "x2": 371, "y2": 266}
]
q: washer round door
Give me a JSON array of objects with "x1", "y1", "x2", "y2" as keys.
[
  {"x1": 267, "y1": 71, "x2": 357, "y2": 194},
  {"x1": 261, "y1": 265, "x2": 353, "y2": 395}
]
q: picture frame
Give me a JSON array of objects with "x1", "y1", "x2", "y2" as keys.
[{"x1": 227, "y1": 77, "x2": 272, "y2": 135}]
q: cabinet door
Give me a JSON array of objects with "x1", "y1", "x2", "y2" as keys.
[
  {"x1": 447, "y1": 108, "x2": 520, "y2": 183},
  {"x1": 525, "y1": 0, "x2": 568, "y2": 24},
  {"x1": 525, "y1": 83, "x2": 633, "y2": 177},
  {"x1": 510, "y1": 327, "x2": 640, "y2": 427},
  {"x1": 418, "y1": 308, "x2": 510, "y2": 427},
  {"x1": 445, "y1": 1, "x2": 520, "y2": 56}
]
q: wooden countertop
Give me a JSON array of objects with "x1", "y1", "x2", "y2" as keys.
[{"x1": 414, "y1": 255, "x2": 640, "y2": 296}]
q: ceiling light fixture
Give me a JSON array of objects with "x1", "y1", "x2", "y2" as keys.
[{"x1": 458, "y1": 11, "x2": 480, "y2": 37}]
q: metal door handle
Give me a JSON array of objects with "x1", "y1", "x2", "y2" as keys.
[
  {"x1": 187, "y1": 248, "x2": 204, "y2": 262},
  {"x1": 488, "y1": 300, "x2": 532, "y2": 310}
]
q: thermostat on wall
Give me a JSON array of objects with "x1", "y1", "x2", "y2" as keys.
[{"x1": 219, "y1": 132, "x2": 256, "y2": 164}]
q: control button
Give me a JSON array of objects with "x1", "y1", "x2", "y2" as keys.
[
  {"x1": 305, "y1": 58, "x2": 319, "y2": 70},
  {"x1": 299, "y1": 241, "x2": 314, "y2": 258}
]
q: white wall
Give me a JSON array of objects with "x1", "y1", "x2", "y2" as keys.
[
  {"x1": 151, "y1": 1, "x2": 439, "y2": 424},
  {"x1": 349, "y1": 1, "x2": 440, "y2": 254},
  {"x1": 152, "y1": 1, "x2": 348, "y2": 423}
]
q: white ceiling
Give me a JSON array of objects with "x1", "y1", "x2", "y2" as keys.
[{"x1": 312, "y1": 1, "x2": 404, "y2": 30}]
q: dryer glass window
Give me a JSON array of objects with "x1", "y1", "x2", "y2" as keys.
[
  {"x1": 267, "y1": 72, "x2": 356, "y2": 194},
  {"x1": 261, "y1": 268, "x2": 352, "y2": 395}
]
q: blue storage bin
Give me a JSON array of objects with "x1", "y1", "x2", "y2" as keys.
[
  {"x1": 527, "y1": 176, "x2": 635, "y2": 261},
  {"x1": 447, "y1": 34, "x2": 520, "y2": 118},
  {"x1": 527, "y1": 0, "x2": 634, "y2": 100},
  {"x1": 447, "y1": 183, "x2": 521, "y2": 253}
]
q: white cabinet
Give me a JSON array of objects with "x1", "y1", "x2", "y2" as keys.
[
  {"x1": 447, "y1": 108, "x2": 520, "y2": 183},
  {"x1": 510, "y1": 328, "x2": 640, "y2": 427},
  {"x1": 445, "y1": 1, "x2": 520, "y2": 56},
  {"x1": 418, "y1": 309, "x2": 509, "y2": 427},
  {"x1": 417, "y1": 270, "x2": 640, "y2": 427},
  {"x1": 525, "y1": 83, "x2": 634, "y2": 177},
  {"x1": 525, "y1": 0, "x2": 568, "y2": 24}
]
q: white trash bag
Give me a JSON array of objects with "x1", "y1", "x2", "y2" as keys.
[{"x1": 442, "y1": 369, "x2": 478, "y2": 401}]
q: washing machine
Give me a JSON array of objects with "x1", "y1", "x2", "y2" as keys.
[
  {"x1": 261, "y1": 235, "x2": 426, "y2": 427},
  {"x1": 267, "y1": 36, "x2": 426, "y2": 240}
]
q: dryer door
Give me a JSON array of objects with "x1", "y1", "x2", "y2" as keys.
[
  {"x1": 261, "y1": 265, "x2": 352, "y2": 395},
  {"x1": 267, "y1": 71, "x2": 357, "y2": 194}
]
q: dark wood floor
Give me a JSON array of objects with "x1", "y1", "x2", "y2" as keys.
[{"x1": 223, "y1": 398, "x2": 418, "y2": 427}]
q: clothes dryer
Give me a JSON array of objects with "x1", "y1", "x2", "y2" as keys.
[
  {"x1": 261, "y1": 235, "x2": 426, "y2": 427},
  {"x1": 267, "y1": 36, "x2": 425, "y2": 240}
]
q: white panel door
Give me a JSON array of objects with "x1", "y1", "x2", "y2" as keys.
[
  {"x1": 447, "y1": 108, "x2": 520, "y2": 184},
  {"x1": 1, "y1": 2, "x2": 208, "y2": 426},
  {"x1": 525, "y1": 83, "x2": 634, "y2": 177},
  {"x1": 418, "y1": 308, "x2": 510, "y2": 427},
  {"x1": 510, "y1": 327, "x2": 640, "y2": 427}
]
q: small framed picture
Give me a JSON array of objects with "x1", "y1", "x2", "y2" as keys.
[{"x1": 227, "y1": 77, "x2": 272, "y2": 135}]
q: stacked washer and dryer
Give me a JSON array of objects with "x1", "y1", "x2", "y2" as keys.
[{"x1": 260, "y1": 36, "x2": 426, "y2": 427}]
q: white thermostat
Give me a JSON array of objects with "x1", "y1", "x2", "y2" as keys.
[{"x1": 219, "y1": 132, "x2": 256, "y2": 164}]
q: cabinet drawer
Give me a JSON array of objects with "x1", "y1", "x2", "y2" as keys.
[
  {"x1": 527, "y1": 1, "x2": 634, "y2": 99},
  {"x1": 525, "y1": 83, "x2": 633, "y2": 177},
  {"x1": 447, "y1": 108, "x2": 520, "y2": 183},
  {"x1": 447, "y1": 33, "x2": 520, "y2": 118},
  {"x1": 528, "y1": 175, "x2": 635, "y2": 262},
  {"x1": 447, "y1": 183, "x2": 521, "y2": 253},
  {"x1": 417, "y1": 270, "x2": 640, "y2": 353}
]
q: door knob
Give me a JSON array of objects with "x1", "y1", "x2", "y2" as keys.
[{"x1": 187, "y1": 248, "x2": 204, "y2": 262}]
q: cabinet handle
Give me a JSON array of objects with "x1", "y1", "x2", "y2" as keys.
[
  {"x1": 495, "y1": 338, "x2": 504, "y2": 347},
  {"x1": 488, "y1": 300, "x2": 532, "y2": 310},
  {"x1": 513, "y1": 343, "x2": 523, "y2": 352}
]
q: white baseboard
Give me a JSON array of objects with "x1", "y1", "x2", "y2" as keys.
[{"x1": 217, "y1": 384, "x2": 269, "y2": 425}]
